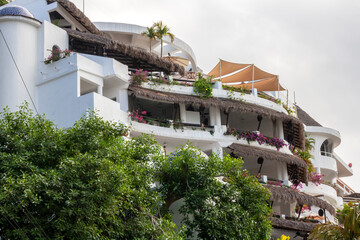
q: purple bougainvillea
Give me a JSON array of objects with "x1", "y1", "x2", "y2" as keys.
[{"x1": 225, "y1": 128, "x2": 287, "y2": 150}]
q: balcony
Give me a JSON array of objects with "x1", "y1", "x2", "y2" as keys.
[
  {"x1": 336, "y1": 178, "x2": 355, "y2": 196},
  {"x1": 314, "y1": 155, "x2": 337, "y2": 174},
  {"x1": 301, "y1": 182, "x2": 338, "y2": 207},
  {"x1": 140, "y1": 81, "x2": 288, "y2": 115}
]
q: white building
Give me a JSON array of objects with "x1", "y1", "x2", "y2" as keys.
[{"x1": 0, "y1": 0, "x2": 354, "y2": 239}]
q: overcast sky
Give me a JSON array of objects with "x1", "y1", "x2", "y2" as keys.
[{"x1": 70, "y1": 0, "x2": 360, "y2": 191}]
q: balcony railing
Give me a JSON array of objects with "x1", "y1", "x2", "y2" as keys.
[
  {"x1": 321, "y1": 151, "x2": 333, "y2": 157},
  {"x1": 336, "y1": 178, "x2": 355, "y2": 195}
]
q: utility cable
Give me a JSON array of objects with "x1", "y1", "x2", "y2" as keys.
[
  {"x1": 0, "y1": 29, "x2": 39, "y2": 114},
  {"x1": 0, "y1": 29, "x2": 50, "y2": 239}
]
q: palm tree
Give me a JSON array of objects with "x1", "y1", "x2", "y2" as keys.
[
  {"x1": 153, "y1": 21, "x2": 174, "y2": 57},
  {"x1": 309, "y1": 202, "x2": 360, "y2": 240},
  {"x1": 141, "y1": 26, "x2": 157, "y2": 53}
]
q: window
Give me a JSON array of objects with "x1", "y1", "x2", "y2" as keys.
[{"x1": 320, "y1": 139, "x2": 333, "y2": 157}]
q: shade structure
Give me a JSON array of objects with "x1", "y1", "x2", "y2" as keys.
[
  {"x1": 208, "y1": 59, "x2": 250, "y2": 78},
  {"x1": 208, "y1": 59, "x2": 285, "y2": 91},
  {"x1": 229, "y1": 77, "x2": 285, "y2": 91},
  {"x1": 162, "y1": 56, "x2": 190, "y2": 67}
]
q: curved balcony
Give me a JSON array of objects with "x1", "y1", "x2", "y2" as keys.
[
  {"x1": 301, "y1": 182, "x2": 338, "y2": 207},
  {"x1": 141, "y1": 82, "x2": 288, "y2": 115},
  {"x1": 313, "y1": 155, "x2": 337, "y2": 175},
  {"x1": 306, "y1": 126, "x2": 341, "y2": 148}
]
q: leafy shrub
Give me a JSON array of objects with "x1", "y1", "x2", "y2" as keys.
[{"x1": 193, "y1": 73, "x2": 213, "y2": 99}]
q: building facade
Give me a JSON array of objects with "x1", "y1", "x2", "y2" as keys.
[{"x1": 0, "y1": 0, "x2": 354, "y2": 239}]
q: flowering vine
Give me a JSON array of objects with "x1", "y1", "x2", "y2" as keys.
[
  {"x1": 225, "y1": 128, "x2": 287, "y2": 150},
  {"x1": 309, "y1": 173, "x2": 324, "y2": 186},
  {"x1": 44, "y1": 48, "x2": 71, "y2": 64}
]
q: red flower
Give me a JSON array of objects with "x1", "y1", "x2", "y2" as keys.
[{"x1": 349, "y1": 163, "x2": 352, "y2": 168}]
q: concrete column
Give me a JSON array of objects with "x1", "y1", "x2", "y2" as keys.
[
  {"x1": 276, "y1": 119, "x2": 284, "y2": 139},
  {"x1": 97, "y1": 85, "x2": 103, "y2": 95},
  {"x1": 273, "y1": 119, "x2": 277, "y2": 138},
  {"x1": 118, "y1": 88, "x2": 129, "y2": 112},
  {"x1": 179, "y1": 103, "x2": 186, "y2": 122},
  {"x1": 210, "y1": 107, "x2": 221, "y2": 126}
]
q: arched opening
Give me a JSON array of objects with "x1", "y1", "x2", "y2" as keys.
[{"x1": 320, "y1": 139, "x2": 333, "y2": 157}]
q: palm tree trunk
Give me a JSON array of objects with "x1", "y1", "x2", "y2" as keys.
[
  {"x1": 150, "y1": 39, "x2": 152, "y2": 53},
  {"x1": 160, "y1": 39, "x2": 163, "y2": 58}
]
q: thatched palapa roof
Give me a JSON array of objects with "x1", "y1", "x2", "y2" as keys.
[
  {"x1": 266, "y1": 185, "x2": 335, "y2": 215},
  {"x1": 129, "y1": 85, "x2": 305, "y2": 149},
  {"x1": 47, "y1": 0, "x2": 103, "y2": 36},
  {"x1": 296, "y1": 105, "x2": 322, "y2": 127},
  {"x1": 229, "y1": 143, "x2": 307, "y2": 184},
  {"x1": 47, "y1": 0, "x2": 185, "y2": 75},
  {"x1": 66, "y1": 29, "x2": 185, "y2": 75},
  {"x1": 271, "y1": 217, "x2": 318, "y2": 232}
]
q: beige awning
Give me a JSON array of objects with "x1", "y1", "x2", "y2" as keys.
[
  {"x1": 208, "y1": 59, "x2": 250, "y2": 78},
  {"x1": 208, "y1": 59, "x2": 285, "y2": 91},
  {"x1": 227, "y1": 77, "x2": 285, "y2": 91},
  {"x1": 221, "y1": 65, "x2": 277, "y2": 83},
  {"x1": 163, "y1": 56, "x2": 190, "y2": 67}
]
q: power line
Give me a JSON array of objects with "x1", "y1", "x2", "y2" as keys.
[
  {"x1": 0, "y1": 29, "x2": 39, "y2": 114},
  {"x1": 0, "y1": 29, "x2": 50, "y2": 239}
]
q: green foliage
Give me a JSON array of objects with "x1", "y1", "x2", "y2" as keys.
[
  {"x1": 0, "y1": 0, "x2": 7, "y2": 6},
  {"x1": 155, "y1": 146, "x2": 272, "y2": 239},
  {"x1": 222, "y1": 84, "x2": 251, "y2": 95},
  {"x1": 0, "y1": 105, "x2": 273, "y2": 239},
  {"x1": 193, "y1": 73, "x2": 213, "y2": 99},
  {"x1": 309, "y1": 202, "x2": 360, "y2": 240},
  {"x1": 291, "y1": 136, "x2": 315, "y2": 174},
  {"x1": 0, "y1": 105, "x2": 182, "y2": 239}
]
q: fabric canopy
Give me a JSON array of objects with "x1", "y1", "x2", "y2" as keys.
[
  {"x1": 221, "y1": 64, "x2": 276, "y2": 83},
  {"x1": 208, "y1": 59, "x2": 250, "y2": 78},
  {"x1": 208, "y1": 59, "x2": 285, "y2": 91},
  {"x1": 228, "y1": 77, "x2": 285, "y2": 91}
]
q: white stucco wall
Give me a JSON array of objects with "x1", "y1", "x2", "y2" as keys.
[{"x1": 0, "y1": 16, "x2": 41, "y2": 111}]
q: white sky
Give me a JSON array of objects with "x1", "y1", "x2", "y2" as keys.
[{"x1": 71, "y1": 0, "x2": 360, "y2": 191}]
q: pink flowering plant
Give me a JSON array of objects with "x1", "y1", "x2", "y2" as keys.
[
  {"x1": 291, "y1": 182, "x2": 303, "y2": 191},
  {"x1": 309, "y1": 173, "x2": 324, "y2": 186},
  {"x1": 130, "y1": 69, "x2": 149, "y2": 85},
  {"x1": 173, "y1": 119, "x2": 184, "y2": 132},
  {"x1": 44, "y1": 48, "x2": 71, "y2": 64},
  {"x1": 225, "y1": 128, "x2": 287, "y2": 150},
  {"x1": 129, "y1": 109, "x2": 147, "y2": 124}
]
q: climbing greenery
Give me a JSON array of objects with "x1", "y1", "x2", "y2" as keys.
[
  {"x1": 0, "y1": 105, "x2": 272, "y2": 239},
  {"x1": 193, "y1": 73, "x2": 213, "y2": 99}
]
